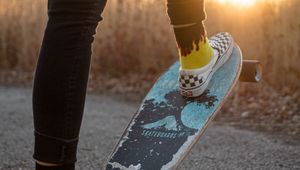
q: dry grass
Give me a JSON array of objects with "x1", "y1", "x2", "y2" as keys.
[
  {"x1": 0, "y1": 0, "x2": 299, "y2": 91},
  {"x1": 0, "y1": 0, "x2": 299, "y2": 136},
  {"x1": 0, "y1": 0, "x2": 47, "y2": 71},
  {"x1": 207, "y1": 0, "x2": 300, "y2": 90}
]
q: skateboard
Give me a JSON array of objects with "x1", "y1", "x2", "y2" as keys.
[{"x1": 105, "y1": 44, "x2": 260, "y2": 170}]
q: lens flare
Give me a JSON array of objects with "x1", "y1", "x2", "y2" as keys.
[{"x1": 216, "y1": 0, "x2": 256, "y2": 7}]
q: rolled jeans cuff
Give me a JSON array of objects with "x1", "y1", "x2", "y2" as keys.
[{"x1": 33, "y1": 131, "x2": 79, "y2": 164}]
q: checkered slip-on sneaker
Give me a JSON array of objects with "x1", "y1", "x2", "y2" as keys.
[{"x1": 179, "y1": 32, "x2": 234, "y2": 97}]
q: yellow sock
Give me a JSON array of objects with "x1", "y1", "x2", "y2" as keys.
[{"x1": 180, "y1": 38, "x2": 214, "y2": 70}]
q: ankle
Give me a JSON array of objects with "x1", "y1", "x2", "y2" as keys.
[{"x1": 180, "y1": 39, "x2": 214, "y2": 70}]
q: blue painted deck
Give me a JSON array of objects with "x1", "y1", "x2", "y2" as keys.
[{"x1": 106, "y1": 45, "x2": 242, "y2": 170}]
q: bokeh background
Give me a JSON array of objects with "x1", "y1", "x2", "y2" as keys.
[{"x1": 0, "y1": 0, "x2": 299, "y2": 135}]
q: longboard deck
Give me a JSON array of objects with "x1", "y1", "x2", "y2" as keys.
[{"x1": 106, "y1": 44, "x2": 242, "y2": 170}]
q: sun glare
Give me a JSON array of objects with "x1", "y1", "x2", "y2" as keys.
[{"x1": 216, "y1": 0, "x2": 256, "y2": 7}]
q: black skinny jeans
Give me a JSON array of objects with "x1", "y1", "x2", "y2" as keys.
[{"x1": 32, "y1": 0, "x2": 205, "y2": 165}]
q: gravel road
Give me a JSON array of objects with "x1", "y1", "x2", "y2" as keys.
[{"x1": 0, "y1": 86, "x2": 299, "y2": 170}]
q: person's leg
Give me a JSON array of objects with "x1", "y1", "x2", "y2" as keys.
[
  {"x1": 32, "y1": 0, "x2": 107, "y2": 169},
  {"x1": 167, "y1": 0, "x2": 208, "y2": 57},
  {"x1": 167, "y1": 0, "x2": 234, "y2": 97}
]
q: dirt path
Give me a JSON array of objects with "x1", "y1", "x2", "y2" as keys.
[{"x1": 0, "y1": 86, "x2": 299, "y2": 170}]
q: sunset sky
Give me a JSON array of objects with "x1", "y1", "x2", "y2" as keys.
[{"x1": 214, "y1": 0, "x2": 256, "y2": 7}]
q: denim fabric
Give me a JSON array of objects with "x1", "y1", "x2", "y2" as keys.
[
  {"x1": 167, "y1": 0, "x2": 206, "y2": 25},
  {"x1": 32, "y1": 0, "x2": 107, "y2": 164}
]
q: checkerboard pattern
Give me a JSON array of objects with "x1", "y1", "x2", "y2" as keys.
[
  {"x1": 179, "y1": 32, "x2": 233, "y2": 90},
  {"x1": 209, "y1": 32, "x2": 232, "y2": 58},
  {"x1": 180, "y1": 74, "x2": 203, "y2": 89}
]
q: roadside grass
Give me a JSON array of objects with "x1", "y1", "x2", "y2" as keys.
[{"x1": 0, "y1": 0, "x2": 299, "y2": 135}]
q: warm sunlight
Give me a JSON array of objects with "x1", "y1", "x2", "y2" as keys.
[{"x1": 216, "y1": 0, "x2": 256, "y2": 7}]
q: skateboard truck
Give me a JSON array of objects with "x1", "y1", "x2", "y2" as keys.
[{"x1": 240, "y1": 60, "x2": 261, "y2": 82}]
